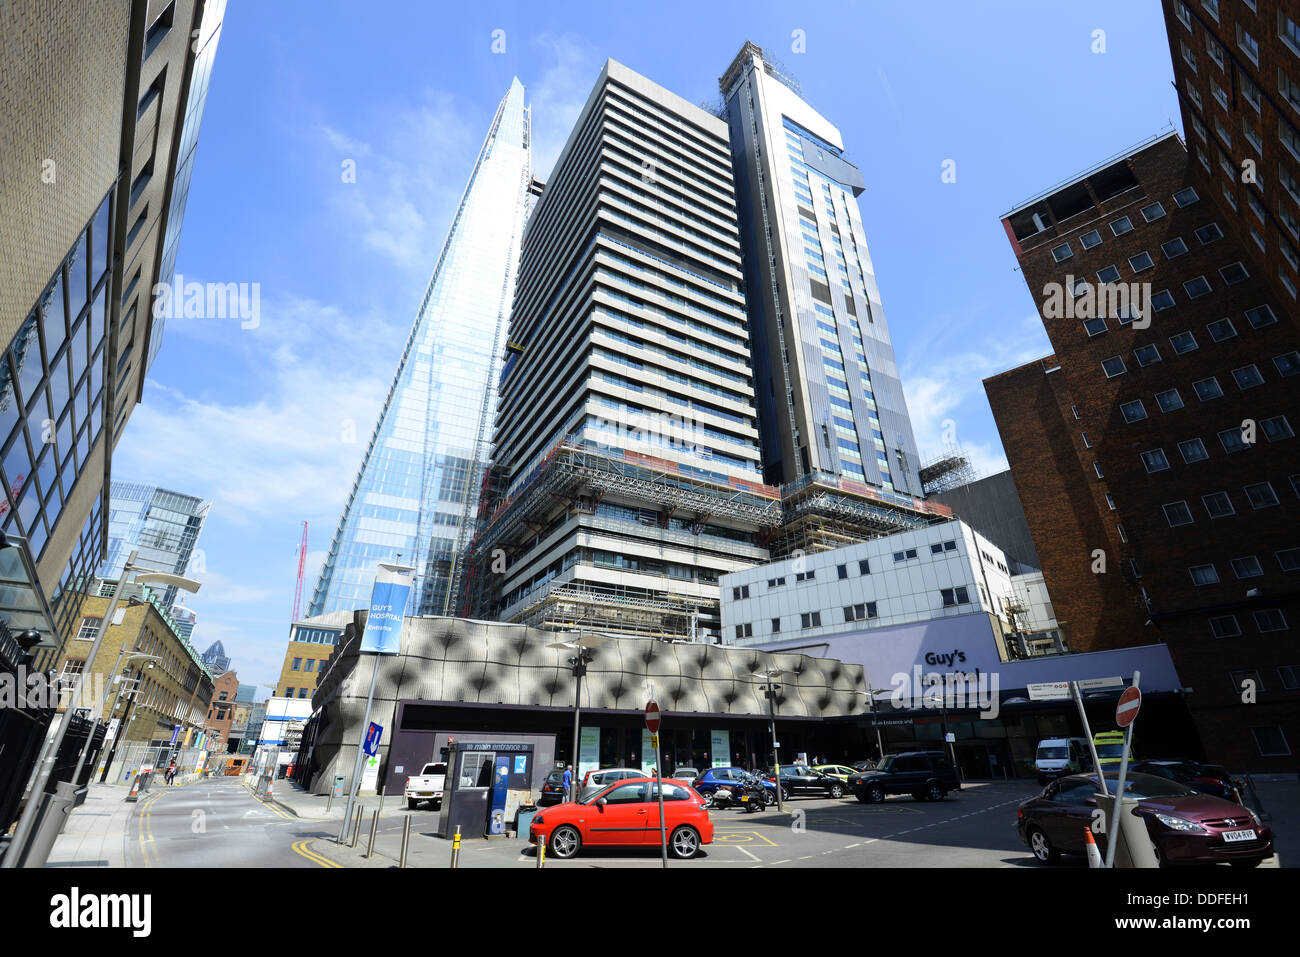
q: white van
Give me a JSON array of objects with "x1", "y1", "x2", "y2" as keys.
[{"x1": 1034, "y1": 738, "x2": 1093, "y2": 785}]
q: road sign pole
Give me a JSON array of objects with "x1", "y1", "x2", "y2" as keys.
[
  {"x1": 338, "y1": 654, "x2": 379, "y2": 844},
  {"x1": 645, "y1": 701, "x2": 667, "y2": 867},
  {"x1": 1104, "y1": 671, "x2": 1141, "y2": 868},
  {"x1": 1070, "y1": 681, "x2": 1108, "y2": 797}
]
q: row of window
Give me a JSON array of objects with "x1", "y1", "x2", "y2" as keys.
[
  {"x1": 1163, "y1": 481, "x2": 1290, "y2": 526},
  {"x1": 1209, "y1": 609, "x2": 1289, "y2": 636},
  {"x1": 1050, "y1": 189, "x2": 1200, "y2": 263},
  {"x1": 1139, "y1": 416, "x2": 1292, "y2": 473},
  {"x1": 1230, "y1": 666, "x2": 1300, "y2": 694}
]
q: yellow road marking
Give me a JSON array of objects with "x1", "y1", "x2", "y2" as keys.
[
  {"x1": 136, "y1": 789, "x2": 164, "y2": 867},
  {"x1": 712, "y1": 830, "x2": 778, "y2": 846},
  {"x1": 292, "y1": 840, "x2": 342, "y2": 868}
]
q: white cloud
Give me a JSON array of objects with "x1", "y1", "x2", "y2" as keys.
[{"x1": 527, "y1": 33, "x2": 602, "y2": 181}]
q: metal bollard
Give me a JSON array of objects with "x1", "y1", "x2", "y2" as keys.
[
  {"x1": 400, "y1": 815, "x2": 411, "y2": 868},
  {"x1": 366, "y1": 808, "x2": 380, "y2": 858},
  {"x1": 349, "y1": 805, "x2": 363, "y2": 847},
  {"x1": 536, "y1": 842, "x2": 545, "y2": 868},
  {"x1": 450, "y1": 825, "x2": 461, "y2": 868},
  {"x1": 326, "y1": 789, "x2": 334, "y2": 814}
]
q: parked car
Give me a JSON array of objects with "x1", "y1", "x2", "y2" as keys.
[
  {"x1": 848, "y1": 751, "x2": 960, "y2": 803},
  {"x1": 538, "y1": 768, "x2": 569, "y2": 806},
  {"x1": 1093, "y1": 731, "x2": 1136, "y2": 769},
  {"x1": 1130, "y1": 760, "x2": 1245, "y2": 803},
  {"x1": 1035, "y1": 737, "x2": 1094, "y2": 785},
  {"x1": 768, "y1": 765, "x2": 848, "y2": 799},
  {"x1": 850, "y1": 759, "x2": 876, "y2": 773},
  {"x1": 669, "y1": 767, "x2": 700, "y2": 783},
  {"x1": 814, "y1": 764, "x2": 860, "y2": 782},
  {"x1": 528, "y1": 777, "x2": 714, "y2": 860},
  {"x1": 404, "y1": 762, "x2": 446, "y2": 810},
  {"x1": 1017, "y1": 771, "x2": 1272, "y2": 868},
  {"x1": 695, "y1": 767, "x2": 778, "y2": 805},
  {"x1": 579, "y1": 767, "x2": 647, "y2": 800}
]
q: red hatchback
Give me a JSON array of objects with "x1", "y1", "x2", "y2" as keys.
[
  {"x1": 529, "y1": 776, "x2": 714, "y2": 860},
  {"x1": 1017, "y1": 772, "x2": 1273, "y2": 867}
]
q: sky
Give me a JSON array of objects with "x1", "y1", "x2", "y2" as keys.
[{"x1": 110, "y1": 0, "x2": 1184, "y2": 692}]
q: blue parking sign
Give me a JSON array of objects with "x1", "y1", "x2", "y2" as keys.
[{"x1": 364, "y1": 721, "x2": 383, "y2": 756}]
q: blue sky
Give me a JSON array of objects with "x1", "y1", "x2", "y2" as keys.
[{"x1": 111, "y1": 1, "x2": 1182, "y2": 691}]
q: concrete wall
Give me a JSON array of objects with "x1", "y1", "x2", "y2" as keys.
[{"x1": 930, "y1": 470, "x2": 1042, "y2": 574}]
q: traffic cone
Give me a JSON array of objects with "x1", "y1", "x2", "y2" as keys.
[
  {"x1": 1084, "y1": 827, "x2": 1103, "y2": 868},
  {"x1": 125, "y1": 773, "x2": 141, "y2": 803},
  {"x1": 266, "y1": 780, "x2": 273, "y2": 802}
]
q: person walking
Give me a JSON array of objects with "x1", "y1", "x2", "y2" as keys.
[
  {"x1": 165, "y1": 760, "x2": 178, "y2": 785},
  {"x1": 562, "y1": 764, "x2": 573, "y2": 801}
]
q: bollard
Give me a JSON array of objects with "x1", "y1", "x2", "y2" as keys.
[
  {"x1": 450, "y1": 825, "x2": 461, "y2": 868},
  {"x1": 366, "y1": 808, "x2": 380, "y2": 858},
  {"x1": 400, "y1": 815, "x2": 411, "y2": 868},
  {"x1": 536, "y1": 842, "x2": 545, "y2": 868},
  {"x1": 349, "y1": 805, "x2": 363, "y2": 847},
  {"x1": 326, "y1": 789, "x2": 334, "y2": 814}
]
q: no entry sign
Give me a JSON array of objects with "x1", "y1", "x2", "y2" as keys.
[
  {"x1": 644, "y1": 700, "x2": 660, "y2": 733},
  {"x1": 1115, "y1": 686, "x2": 1141, "y2": 728}
]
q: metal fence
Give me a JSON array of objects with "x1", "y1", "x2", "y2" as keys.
[{"x1": 99, "y1": 743, "x2": 213, "y2": 786}]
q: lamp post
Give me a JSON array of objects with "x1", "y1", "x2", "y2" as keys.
[
  {"x1": 853, "y1": 685, "x2": 886, "y2": 763},
  {"x1": 752, "y1": 670, "x2": 785, "y2": 813},
  {"x1": 924, "y1": 686, "x2": 960, "y2": 780},
  {"x1": 4, "y1": 553, "x2": 201, "y2": 869},
  {"x1": 549, "y1": 631, "x2": 605, "y2": 803},
  {"x1": 77, "y1": 649, "x2": 160, "y2": 786}
]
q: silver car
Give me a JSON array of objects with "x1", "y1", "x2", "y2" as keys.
[{"x1": 579, "y1": 768, "x2": 647, "y2": 800}]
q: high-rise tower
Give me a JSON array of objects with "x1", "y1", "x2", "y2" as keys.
[{"x1": 309, "y1": 79, "x2": 533, "y2": 617}]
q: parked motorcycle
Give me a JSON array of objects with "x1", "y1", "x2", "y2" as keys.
[{"x1": 705, "y1": 773, "x2": 766, "y2": 813}]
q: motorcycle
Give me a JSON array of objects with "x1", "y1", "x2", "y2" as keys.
[{"x1": 705, "y1": 773, "x2": 766, "y2": 813}]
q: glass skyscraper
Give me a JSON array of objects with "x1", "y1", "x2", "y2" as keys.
[
  {"x1": 308, "y1": 79, "x2": 533, "y2": 618},
  {"x1": 101, "y1": 481, "x2": 210, "y2": 614}
]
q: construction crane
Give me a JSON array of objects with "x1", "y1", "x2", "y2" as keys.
[{"x1": 292, "y1": 521, "x2": 308, "y2": 621}]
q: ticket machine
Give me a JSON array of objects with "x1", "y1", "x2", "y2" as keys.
[{"x1": 438, "y1": 741, "x2": 535, "y2": 839}]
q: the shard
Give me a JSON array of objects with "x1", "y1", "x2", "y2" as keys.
[{"x1": 308, "y1": 78, "x2": 533, "y2": 617}]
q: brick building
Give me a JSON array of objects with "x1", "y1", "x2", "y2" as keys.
[
  {"x1": 987, "y1": 106, "x2": 1298, "y2": 767},
  {"x1": 204, "y1": 669, "x2": 238, "y2": 751}
]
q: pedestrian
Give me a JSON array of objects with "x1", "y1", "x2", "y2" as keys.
[
  {"x1": 165, "y1": 760, "x2": 177, "y2": 785},
  {"x1": 562, "y1": 764, "x2": 573, "y2": 798}
]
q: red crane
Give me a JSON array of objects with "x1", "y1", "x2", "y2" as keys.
[{"x1": 292, "y1": 521, "x2": 308, "y2": 621}]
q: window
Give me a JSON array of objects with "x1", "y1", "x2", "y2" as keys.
[
  {"x1": 1110, "y1": 216, "x2": 1134, "y2": 236},
  {"x1": 940, "y1": 586, "x2": 970, "y2": 607},
  {"x1": 795, "y1": 570, "x2": 815, "y2": 582},
  {"x1": 1232, "y1": 364, "x2": 1264, "y2": 389},
  {"x1": 1220, "y1": 262, "x2": 1249, "y2": 285},
  {"x1": 1173, "y1": 186, "x2": 1199, "y2": 207},
  {"x1": 770, "y1": 617, "x2": 781, "y2": 633},
  {"x1": 836, "y1": 563, "x2": 848, "y2": 579},
  {"x1": 291, "y1": 658, "x2": 302, "y2": 671},
  {"x1": 1219, "y1": 427, "x2": 1250, "y2": 453},
  {"x1": 1278, "y1": 547, "x2": 1300, "y2": 572},
  {"x1": 1106, "y1": 493, "x2": 1117, "y2": 510},
  {"x1": 1192, "y1": 377, "x2": 1224, "y2": 401},
  {"x1": 1244, "y1": 305, "x2": 1277, "y2": 329},
  {"x1": 1263, "y1": 416, "x2": 1294, "y2": 442},
  {"x1": 1150, "y1": 289, "x2": 1176, "y2": 311},
  {"x1": 1080, "y1": 229, "x2": 1102, "y2": 249},
  {"x1": 1254, "y1": 609, "x2": 1288, "y2": 632},
  {"x1": 766, "y1": 576, "x2": 786, "y2": 587},
  {"x1": 1281, "y1": 68, "x2": 1300, "y2": 114},
  {"x1": 1164, "y1": 501, "x2": 1195, "y2": 526},
  {"x1": 1093, "y1": 460, "x2": 1104, "y2": 478},
  {"x1": 1128, "y1": 251, "x2": 1154, "y2": 273},
  {"x1": 1140, "y1": 201, "x2": 1166, "y2": 221},
  {"x1": 1162, "y1": 237, "x2": 1188, "y2": 258},
  {"x1": 1282, "y1": 667, "x2": 1299, "y2": 691},
  {"x1": 858, "y1": 558, "x2": 870, "y2": 575},
  {"x1": 1120, "y1": 399, "x2": 1147, "y2": 422},
  {"x1": 1210, "y1": 615, "x2": 1241, "y2": 638},
  {"x1": 844, "y1": 602, "x2": 877, "y2": 622},
  {"x1": 892, "y1": 548, "x2": 917, "y2": 562},
  {"x1": 799, "y1": 611, "x2": 822, "y2": 628},
  {"x1": 1169, "y1": 330, "x2": 1198, "y2": 354},
  {"x1": 1051, "y1": 242, "x2": 1073, "y2": 262},
  {"x1": 735, "y1": 623, "x2": 753, "y2": 639},
  {"x1": 1189, "y1": 564, "x2": 1220, "y2": 586},
  {"x1": 1245, "y1": 482, "x2": 1279, "y2": 508},
  {"x1": 1183, "y1": 276, "x2": 1212, "y2": 299},
  {"x1": 285, "y1": 687, "x2": 295, "y2": 697},
  {"x1": 1101, "y1": 355, "x2": 1126, "y2": 378},
  {"x1": 1156, "y1": 388, "x2": 1185, "y2": 412},
  {"x1": 1195, "y1": 222, "x2": 1224, "y2": 244},
  {"x1": 304, "y1": 659, "x2": 316, "y2": 672},
  {"x1": 1083, "y1": 317, "x2": 1108, "y2": 337},
  {"x1": 1178, "y1": 438, "x2": 1209, "y2": 463},
  {"x1": 75, "y1": 617, "x2": 102, "y2": 641},
  {"x1": 1236, "y1": 23, "x2": 1260, "y2": 63},
  {"x1": 1231, "y1": 556, "x2": 1264, "y2": 579},
  {"x1": 1203, "y1": 491, "x2": 1235, "y2": 518},
  {"x1": 1206, "y1": 317, "x2": 1237, "y2": 342},
  {"x1": 1134, "y1": 343, "x2": 1162, "y2": 366},
  {"x1": 1277, "y1": 351, "x2": 1300, "y2": 376},
  {"x1": 1141, "y1": 449, "x2": 1170, "y2": 473},
  {"x1": 731, "y1": 584, "x2": 751, "y2": 600}
]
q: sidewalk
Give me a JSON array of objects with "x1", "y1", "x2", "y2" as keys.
[
  {"x1": 1248, "y1": 774, "x2": 1298, "y2": 866},
  {"x1": 246, "y1": 775, "x2": 408, "y2": 824},
  {"x1": 46, "y1": 782, "x2": 141, "y2": 867}
]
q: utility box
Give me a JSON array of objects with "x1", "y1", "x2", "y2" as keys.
[{"x1": 438, "y1": 741, "x2": 534, "y2": 840}]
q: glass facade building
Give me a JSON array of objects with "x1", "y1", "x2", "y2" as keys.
[
  {"x1": 309, "y1": 79, "x2": 533, "y2": 617},
  {"x1": 101, "y1": 481, "x2": 210, "y2": 614}
]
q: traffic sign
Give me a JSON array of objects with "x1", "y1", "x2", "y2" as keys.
[
  {"x1": 1077, "y1": 676, "x2": 1124, "y2": 690},
  {"x1": 1116, "y1": 686, "x2": 1141, "y2": 728},
  {"x1": 1026, "y1": 681, "x2": 1070, "y2": 701},
  {"x1": 363, "y1": 721, "x2": 384, "y2": 756},
  {"x1": 644, "y1": 700, "x2": 660, "y2": 733}
]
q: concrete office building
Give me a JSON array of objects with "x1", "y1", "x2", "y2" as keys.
[
  {"x1": 0, "y1": 1, "x2": 225, "y2": 668},
  {"x1": 929, "y1": 471, "x2": 1043, "y2": 575},
  {"x1": 720, "y1": 43, "x2": 943, "y2": 557},
  {"x1": 274, "y1": 610, "x2": 350, "y2": 700},
  {"x1": 101, "y1": 481, "x2": 210, "y2": 614},
  {"x1": 465, "y1": 60, "x2": 782, "y2": 640},
  {"x1": 988, "y1": 112, "x2": 1298, "y2": 764}
]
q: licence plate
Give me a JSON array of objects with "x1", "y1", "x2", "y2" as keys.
[
  {"x1": 417, "y1": 792, "x2": 432, "y2": 796},
  {"x1": 1223, "y1": 829, "x2": 1257, "y2": 843}
]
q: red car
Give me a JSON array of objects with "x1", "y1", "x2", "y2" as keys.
[
  {"x1": 1017, "y1": 772, "x2": 1273, "y2": 868},
  {"x1": 529, "y1": 776, "x2": 714, "y2": 860}
]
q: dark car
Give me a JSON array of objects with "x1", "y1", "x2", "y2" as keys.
[
  {"x1": 1017, "y1": 772, "x2": 1272, "y2": 868},
  {"x1": 694, "y1": 767, "x2": 778, "y2": 805},
  {"x1": 764, "y1": 765, "x2": 849, "y2": 799},
  {"x1": 1130, "y1": 760, "x2": 1244, "y2": 803},
  {"x1": 538, "y1": 769, "x2": 569, "y2": 806},
  {"x1": 848, "y1": 751, "x2": 960, "y2": 803}
]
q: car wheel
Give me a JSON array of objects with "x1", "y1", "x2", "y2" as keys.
[
  {"x1": 549, "y1": 825, "x2": 582, "y2": 860},
  {"x1": 703, "y1": 791, "x2": 716, "y2": 809},
  {"x1": 670, "y1": 825, "x2": 701, "y2": 859},
  {"x1": 762, "y1": 789, "x2": 776, "y2": 807},
  {"x1": 1027, "y1": 826, "x2": 1059, "y2": 864},
  {"x1": 781, "y1": 787, "x2": 791, "y2": 803},
  {"x1": 407, "y1": 798, "x2": 418, "y2": 810},
  {"x1": 1230, "y1": 859, "x2": 1263, "y2": 869},
  {"x1": 829, "y1": 783, "x2": 844, "y2": 799},
  {"x1": 865, "y1": 785, "x2": 885, "y2": 804},
  {"x1": 926, "y1": 783, "x2": 945, "y2": 802}
]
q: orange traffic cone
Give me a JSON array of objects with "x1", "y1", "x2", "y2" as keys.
[
  {"x1": 266, "y1": 780, "x2": 273, "y2": 802},
  {"x1": 1084, "y1": 827, "x2": 1103, "y2": 868},
  {"x1": 125, "y1": 773, "x2": 141, "y2": 803}
]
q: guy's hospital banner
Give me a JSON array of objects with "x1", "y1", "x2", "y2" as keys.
[{"x1": 362, "y1": 562, "x2": 415, "y2": 654}]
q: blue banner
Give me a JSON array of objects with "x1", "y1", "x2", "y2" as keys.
[{"x1": 361, "y1": 563, "x2": 414, "y2": 654}]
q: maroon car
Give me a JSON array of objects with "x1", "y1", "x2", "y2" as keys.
[{"x1": 1017, "y1": 771, "x2": 1273, "y2": 868}]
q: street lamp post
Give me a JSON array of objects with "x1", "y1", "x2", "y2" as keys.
[
  {"x1": 752, "y1": 670, "x2": 785, "y2": 813},
  {"x1": 74, "y1": 649, "x2": 160, "y2": 787},
  {"x1": 853, "y1": 685, "x2": 886, "y2": 762},
  {"x1": 925, "y1": 687, "x2": 960, "y2": 779},
  {"x1": 549, "y1": 631, "x2": 604, "y2": 803}
]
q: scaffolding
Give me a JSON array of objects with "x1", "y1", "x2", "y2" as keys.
[
  {"x1": 919, "y1": 445, "x2": 978, "y2": 495},
  {"x1": 515, "y1": 580, "x2": 704, "y2": 639}
]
